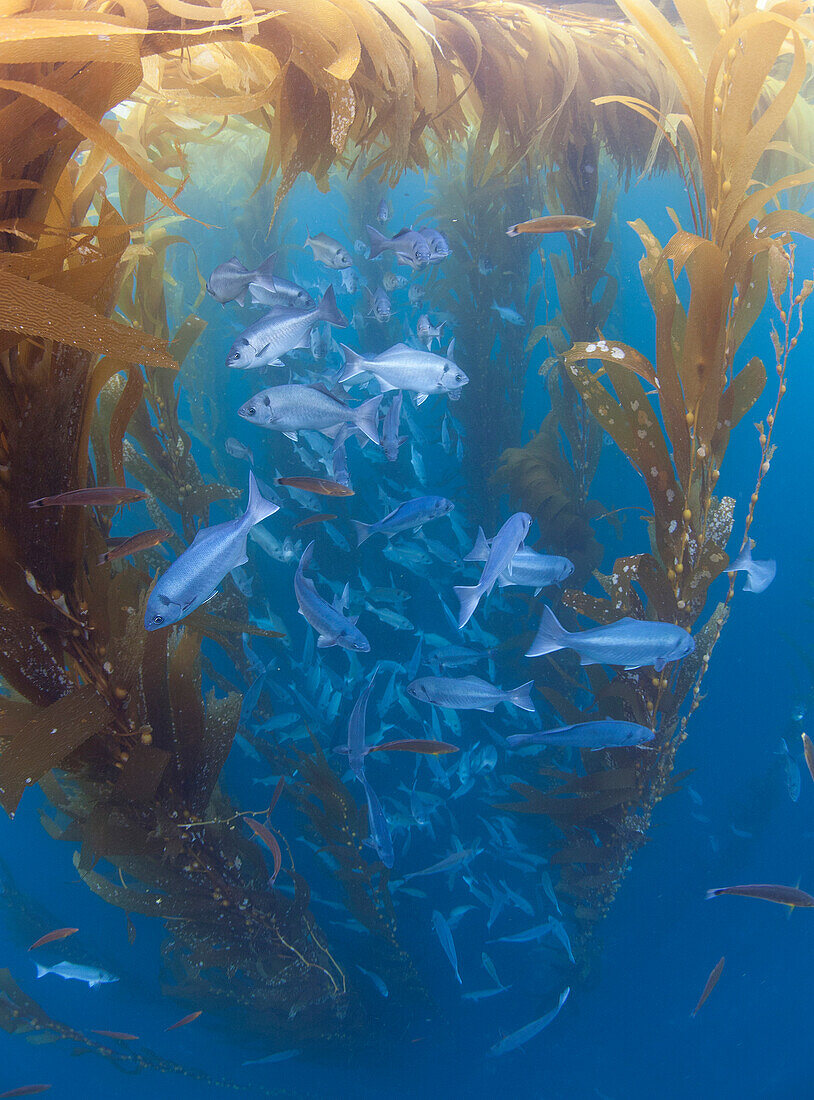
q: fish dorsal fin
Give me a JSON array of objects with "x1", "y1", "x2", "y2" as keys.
[
  {"x1": 447, "y1": 338, "x2": 456, "y2": 361},
  {"x1": 309, "y1": 382, "x2": 346, "y2": 404}
]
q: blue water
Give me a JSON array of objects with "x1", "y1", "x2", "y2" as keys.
[{"x1": 1, "y1": 150, "x2": 812, "y2": 1100}]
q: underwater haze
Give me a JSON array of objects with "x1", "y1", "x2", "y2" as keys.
[{"x1": 0, "y1": 1, "x2": 813, "y2": 1099}]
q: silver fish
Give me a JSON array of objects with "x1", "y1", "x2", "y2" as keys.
[
  {"x1": 491, "y1": 301, "x2": 525, "y2": 326},
  {"x1": 526, "y1": 605, "x2": 695, "y2": 671},
  {"x1": 294, "y1": 541, "x2": 369, "y2": 652},
  {"x1": 361, "y1": 773, "x2": 394, "y2": 867},
  {"x1": 464, "y1": 527, "x2": 574, "y2": 591},
  {"x1": 408, "y1": 284, "x2": 425, "y2": 305},
  {"x1": 416, "y1": 314, "x2": 445, "y2": 349},
  {"x1": 455, "y1": 512, "x2": 532, "y2": 628},
  {"x1": 305, "y1": 229, "x2": 352, "y2": 269},
  {"x1": 382, "y1": 272, "x2": 408, "y2": 291},
  {"x1": 776, "y1": 737, "x2": 801, "y2": 802},
  {"x1": 36, "y1": 961, "x2": 118, "y2": 988},
  {"x1": 494, "y1": 921, "x2": 555, "y2": 944},
  {"x1": 507, "y1": 719, "x2": 654, "y2": 750},
  {"x1": 382, "y1": 391, "x2": 407, "y2": 463},
  {"x1": 225, "y1": 437, "x2": 253, "y2": 464},
  {"x1": 356, "y1": 964, "x2": 389, "y2": 997},
  {"x1": 368, "y1": 285, "x2": 392, "y2": 322},
  {"x1": 353, "y1": 495, "x2": 453, "y2": 546},
  {"x1": 238, "y1": 382, "x2": 381, "y2": 445},
  {"x1": 354, "y1": 238, "x2": 370, "y2": 257},
  {"x1": 249, "y1": 276, "x2": 315, "y2": 312},
  {"x1": 337, "y1": 340, "x2": 468, "y2": 402},
  {"x1": 407, "y1": 674, "x2": 535, "y2": 713},
  {"x1": 366, "y1": 225, "x2": 430, "y2": 269},
  {"x1": 432, "y1": 910, "x2": 462, "y2": 984},
  {"x1": 145, "y1": 472, "x2": 278, "y2": 630},
  {"x1": 727, "y1": 539, "x2": 776, "y2": 593},
  {"x1": 226, "y1": 287, "x2": 347, "y2": 369},
  {"x1": 419, "y1": 226, "x2": 451, "y2": 262},
  {"x1": 206, "y1": 253, "x2": 276, "y2": 305},
  {"x1": 340, "y1": 267, "x2": 359, "y2": 294},
  {"x1": 487, "y1": 987, "x2": 570, "y2": 1057},
  {"x1": 376, "y1": 198, "x2": 390, "y2": 224}
]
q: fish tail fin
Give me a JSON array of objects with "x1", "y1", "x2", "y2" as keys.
[
  {"x1": 35, "y1": 964, "x2": 49, "y2": 979},
  {"x1": 464, "y1": 526, "x2": 490, "y2": 561},
  {"x1": 453, "y1": 584, "x2": 482, "y2": 629},
  {"x1": 526, "y1": 604, "x2": 570, "y2": 658},
  {"x1": 245, "y1": 471, "x2": 280, "y2": 527},
  {"x1": 508, "y1": 680, "x2": 536, "y2": 712},
  {"x1": 353, "y1": 395, "x2": 382, "y2": 445},
  {"x1": 336, "y1": 344, "x2": 366, "y2": 384},
  {"x1": 317, "y1": 284, "x2": 348, "y2": 328},
  {"x1": 299, "y1": 540, "x2": 316, "y2": 572},
  {"x1": 505, "y1": 224, "x2": 520, "y2": 237},
  {"x1": 366, "y1": 224, "x2": 388, "y2": 258},
  {"x1": 253, "y1": 251, "x2": 277, "y2": 283},
  {"x1": 352, "y1": 520, "x2": 373, "y2": 547}
]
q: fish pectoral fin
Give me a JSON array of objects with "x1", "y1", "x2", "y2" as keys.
[
  {"x1": 377, "y1": 378, "x2": 398, "y2": 391},
  {"x1": 233, "y1": 555, "x2": 249, "y2": 569},
  {"x1": 316, "y1": 634, "x2": 337, "y2": 648},
  {"x1": 578, "y1": 654, "x2": 599, "y2": 666},
  {"x1": 283, "y1": 431, "x2": 298, "y2": 441},
  {"x1": 415, "y1": 393, "x2": 429, "y2": 406}
]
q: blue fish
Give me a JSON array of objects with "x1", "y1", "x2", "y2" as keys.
[
  {"x1": 455, "y1": 512, "x2": 531, "y2": 628},
  {"x1": 335, "y1": 668, "x2": 378, "y2": 778},
  {"x1": 361, "y1": 773, "x2": 394, "y2": 867},
  {"x1": 488, "y1": 988, "x2": 571, "y2": 1057},
  {"x1": 407, "y1": 675, "x2": 534, "y2": 713},
  {"x1": 294, "y1": 542, "x2": 369, "y2": 651},
  {"x1": 507, "y1": 719, "x2": 655, "y2": 750},
  {"x1": 381, "y1": 391, "x2": 407, "y2": 462},
  {"x1": 726, "y1": 539, "x2": 776, "y2": 593},
  {"x1": 145, "y1": 472, "x2": 278, "y2": 630},
  {"x1": 431, "y1": 910, "x2": 462, "y2": 984},
  {"x1": 353, "y1": 495, "x2": 453, "y2": 547},
  {"x1": 526, "y1": 605, "x2": 694, "y2": 671},
  {"x1": 464, "y1": 527, "x2": 574, "y2": 592}
]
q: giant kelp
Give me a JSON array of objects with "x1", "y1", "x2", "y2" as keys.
[{"x1": 500, "y1": 0, "x2": 814, "y2": 957}]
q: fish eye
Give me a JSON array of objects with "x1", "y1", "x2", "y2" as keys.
[
  {"x1": 153, "y1": 614, "x2": 164, "y2": 625},
  {"x1": 244, "y1": 406, "x2": 256, "y2": 417},
  {"x1": 455, "y1": 373, "x2": 464, "y2": 383}
]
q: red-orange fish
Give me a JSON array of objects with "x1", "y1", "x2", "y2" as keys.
[
  {"x1": 245, "y1": 817, "x2": 282, "y2": 884},
  {"x1": 97, "y1": 528, "x2": 171, "y2": 565},
  {"x1": 802, "y1": 732, "x2": 814, "y2": 784},
  {"x1": 706, "y1": 883, "x2": 814, "y2": 907},
  {"x1": 267, "y1": 777, "x2": 286, "y2": 817},
  {"x1": 28, "y1": 487, "x2": 148, "y2": 509},
  {"x1": 91, "y1": 1030, "x2": 140, "y2": 1041},
  {"x1": 277, "y1": 477, "x2": 353, "y2": 497},
  {"x1": 164, "y1": 1010, "x2": 202, "y2": 1032},
  {"x1": 691, "y1": 956, "x2": 725, "y2": 1017},
  {"x1": 294, "y1": 513, "x2": 337, "y2": 529},
  {"x1": 0, "y1": 1087, "x2": 52, "y2": 1098},
  {"x1": 28, "y1": 927, "x2": 78, "y2": 952},
  {"x1": 368, "y1": 739, "x2": 459, "y2": 755},
  {"x1": 506, "y1": 214, "x2": 595, "y2": 237}
]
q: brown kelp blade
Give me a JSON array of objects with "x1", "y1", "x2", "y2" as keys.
[
  {"x1": 28, "y1": 927, "x2": 78, "y2": 952},
  {"x1": 294, "y1": 513, "x2": 337, "y2": 529},
  {"x1": 691, "y1": 956, "x2": 724, "y2": 1017},
  {"x1": 706, "y1": 884, "x2": 814, "y2": 907},
  {"x1": 164, "y1": 1010, "x2": 202, "y2": 1032},
  {"x1": 29, "y1": 487, "x2": 148, "y2": 508},
  {"x1": 244, "y1": 817, "x2": 283, "y2": 883},
  {"x1": 277, "y1": 477, "x2": 354, "y2": 497},
  {"x1": 368, "y1": 739, "x2": 459, "y2": 755}
]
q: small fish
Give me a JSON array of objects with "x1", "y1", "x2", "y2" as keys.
[
  {"x1": 408, "y1": 284, "x2": 425, "y2": 306},
  {"x1": 242, "y1": 1050, "x2": 301, "y2": 1066},
  {"x1": 310, "y1": 323, "x2": 330, "y2": 359},
  {"x1": 506, "y1": 214, "x2": 595, "y2": 237},
  {"x1": 294, "y1": 541, "x2": 369, "y2": 652},
  {"x1": 420, "y1": 226, "x2": 451, "y2": 262},
  {"x1": 488, "y1": 988, "x2": 570, "y2": 1057},
  {"x1": 368, "y1": 739, "x2": 458, "y2": 755},
  {"x1": 491, "y1": 301, "x2": 525, "y2": 326},
  {"x1": 527, "y1": 605, "x2": 695, "y2": 671},
  {"x1": 353, "y1": 496, "x2": 453, "y2": 546},
  {"x1": 366, "y1": 225, "x2": 430, "y2": 269},
  {"x1": 145, "y1": 472, "x2": 278, "y2": 631},
  {"x1": 455, "y1": 512, "x2": 531, "y2": 628},
  {"x1": 165, "y1": 1010, "x2": 202, "y2": 1032},
  {"x1": 691, "y1": 957, "x2": 725, "y2": 1017},
  {"x1": 28, "y1": 927, "x2": 78, "y2": 952},
  {"x1": 462, "y1": 987, "x2": 509, "y2": 1002},
  {"x1": 29, "y1": 486, "x2": 148, "y2": 509},
  {"x1": 376, "y1": 198, "x2": 390, "y2": 224},
  {"x1": 0, "y1": 1088, "x2": 52, "y2": 1098},
  {"x1": 802, "y1": 732, "x2": 814, "y2": 784},
  {"x1": 368, "y1": 285, "x2": 392, "y2": 322},
  {"x1": 382, "y1": 272, "x2": 408, "y2": 292},
  {"x1": 706, "y1": 884, "x2": 814, "y2": 907},
  {"x1": 91, "y1": 1030, "x2": 140, "y2": 1041},
  {"x1": 249, "y1": 276, "x2": 315, "y2": 312},
  {"x1": 337, "y1": 340, "x2": 468, "y2": 401},
  {"x1": 776, "y1": 737, "x2": 801, "y2": 802},
  {"x1": 464, "y1": 527, "x2": 574, "y2": 591},
  {"x1": 225, "y1": 437, "x2": 254, "y2": 464},
  {"x1": 416, "y1": 314, "x2": 445, "y2": 349},
  {"x1": 239, "y1": 383, "x2": 381, "y2": 445},
  {"x1": 277, "y1": 476, "x2": 354, "y2": 497},
  {"x1": 294, "y1": 513, "x2": 337, "y2": 529},
  {"x1": 478, "y1": 257, "x2": 494, "y2": 275},
  {"x1": 408, "y1": 675, "x2": 534, "y2": 713},
  {"x1": 361, "y1": 773, "x2": 394, "y2": 867},
  {"x1": 97, "y1": 528, "x2": 170, "y2": 565},
  {"x1": 206, "y1": 252, "x2": 276, "y2": 304},
  {"x1": 226, "y1": 287, "x2": 348, "y2": 369},
  {"x1": 482, "y1": 951, "x2": 505, "y2": 990},
  {"x1": 357, "y1": 964, "x2": 389, "y2": 997},
  {"x1": 35, "y1": 961, "x2": 118, "y2": 987},
  {"x1": 494, "y1": 921, "x2": 555, "y2": 944},
  {"x1": 507, "y1": 719, "x2": 654, "y2": 750},
  {"x1": 410, "y1": 445, "x2": 426, "y2": 485},
  {"x1": 432, "y1": 910, "x2": 462, "y2": 984},
  {"x1": 353, "y1": 239, "x2": 369, "y2": 257},
  {"x1": 340, "y1": 267, "x2": 359, "y2": 294},
  {"x1": 726, "y1": 539, "x2": 776, "y2": 593},
  {"x1": 382, "y1": 391, "x2": 407, "y2": 463},
  {"x1": 402, "y1": 847, "x2": 478, "y2": 882},
  {"x1": 305, "y1": 229, "x2": 352, "y2": 269}
]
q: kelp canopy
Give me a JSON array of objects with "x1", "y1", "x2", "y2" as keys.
[{"x1": 0, "y1": 0, "x2": 812, "y2": 1065}]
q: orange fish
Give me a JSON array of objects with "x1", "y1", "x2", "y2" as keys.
[
  {"x1": 164, "y1": 1010, "x2": 202, "y2": 1032},
  {"x1": 91, "y1": 1030, "x2": 140, "y2": 1041},
  {"x1": 0, "y1": 1088, "x2": 52, "y2": 1098},
  {"x1": 98, "y1": 528, "x2": 171, "y2": 565},
  {"x1": 294, "y1": 513, "x2": 337, "y2": 529},
  {"x1": 368, "y1": 739, "x2": 458, "y2": 755},
  {"x1": 245, "y1": 817, "x2": 282, "y2": 884},
  {"x1": 29, "y1": 487, "x2": 148, "y2": 509},
  {"x1": 802, "y1": 732, "x2": 814, "y2": 784},
  {"x1": 506, "y1": 215, "x2": 595, "y2": 237},
  {"x1": 277, "y1": 477, "x2": 353, "y2": 497},
  {"x1": 691, "y1": 957, "x2": 724, "y2": 1017},
  {"x1": 28, "y1": 927, "x2": 78, "y2": 952}
]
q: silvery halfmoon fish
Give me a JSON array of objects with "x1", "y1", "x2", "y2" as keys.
[
  {"x1": 352, "y1": 495, "x2": 453, "y2": 546},
  {"x1": 507, "y1": 719, "x2": 655, "y2": 750},
  {"x1": 206, "y1": 252, "x2": 276, "y2": 305},
  {"x1": 304, "y1": 228, "x2": 353, "y2": 269},
  {"x1": 238, "y1": 383, "x2": 381, "y2": 445},
  {"x1": 455, "y1": 512, "x2": 532, "y2": 628},
  {"x1": 464, "y1": 526, "x2": 574, "y2": 591},
  {"x1": 226, "y1": 286, "x2": 347, "y2": 369},
  {"x1": 726, "y1": 539, "x2": 776, "y2": 593},
  {"x1": 337, "y1": 341, "x2": 468, "y2": 402},
  {"x1": 366, "y1": 225, "x2": 430, "y2": 269},
  {"x1": 294, "y1": 541, "x2": 370, "y2": 652},
  {"x1": 526, "y1": 605, "x2": 694, "y2": 671},
  {"x1": 406, "y1": 675, "x2": 535, "y2": 713},
  {"x1": 144, "y1": 471, "x2": 279, "y2": 631}
]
